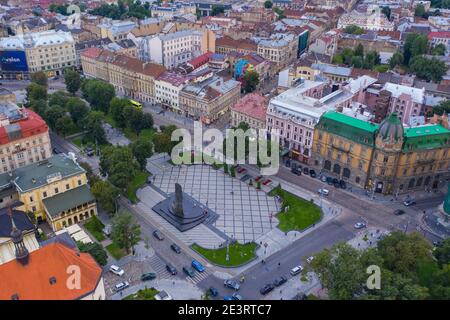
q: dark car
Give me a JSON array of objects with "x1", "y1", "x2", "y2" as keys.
[
  {"x1": 309, "y1": 169, "x2": 316, "y2": 178},
  {"x1": 153, "y1": 230, "x2": 165, "y2": 240},
  {"x1": 85, "y1": 147, "x2": 94, "y2": 157},
  {"x1": 326, "y1": 177, "x2": 333, "y2": 185},
  {"x1": 166, "y1": 264, "x2": 177, "y2": 275},
  {"x1": 273, "y1": 276, "x2": 287, "y2": 287},
  {"x1": 303, "y1": 167, "x2": 309, "y2": 175},
  {"x1": 260, "y1": 283, "x2": 275, "y2": 295},
  {"x1": 339, "y1": 180, "x2": 347, "y2": 189},
  {"x1": 141, "y1": 272, "x2": 156, "y2": 281},
  {"x1": 291, "y1": 167, "x2": 301, "y2": 175},
  {"x1": 332, "y1": 178, "x2": 339, "y2": 188},
  {"x1": 209, "y1": 287, "x2": 218, "y2": 297},
  {"x1": 183, "y1": 266, "x2": 196, "y2": 277},
  {"x1": 52, "y1": 147, "x2": 61, "y2": 154},
  {"x1": 394, "y1": 209, "x2": 405, "y2": 215},
  {"x1": 170, "y1": 243, "x2": 181, "y2": 254}
]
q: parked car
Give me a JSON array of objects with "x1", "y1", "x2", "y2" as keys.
[
  {"x1": 309, "y1": 169, "x2": 316, "y2": 178},
  {"x1": 231, "y1": 293, "x2": 243, "y2": 300},
  {"x1": 114, "y1": 281, "x2": 129, "y2": 292},
  {"x1": 85, "y1": 147, "x2": 94, "y2": 157},
  {"x1": 273, "y1": 276, "x2": 287, "y2": 287},
  {"x1": 326, "y1": 177, "x2": 333, "y2": 185},
  {"x1": 224, "y1": 279, "x2": 240, "y2": 290},
  {"x1": 238, "y1": 167, "x2": 247, "y2": 174},
  {"x1": 339, "y1": 180, "x2": 347, "y2": 189},
  {"x1": 209, "y1": 287, "x2": 218, "y2": 297},
  {"x1": 290, "y1": 265, "x2": 303, "y2": 276},
  {"x1": 394, "y1": 209, "x2": 405, "y2": 216},
  {"x1": 318, "y1": 188, "x2": 329, "y2": 196},
  {"x1": 240, "y1": 174, "x2": 252, "y2": 182},
  {"x1": 303, "y1": 167, "x2": 309, "y2": 175},
  {"x1": 255, "y1": 175, "x2": 263, "y2": 182},
  {"x1": 170, "y1": 243, "x2": 181, "y2": 254},
  {"x1": 354, "y1": 222, "x2": 366, "y2": 229},
  {"x1": 306, "y1": 256, "x2": 314, "y2": 264},
  {"x1": 155, "y1": 290, "x2": 173, "y2": 300},
  {"x1": 262, "y1": 179, "x2": 272, "y2": 186},
  {"x1": 403, "y1": 199, "x2": 416, "y2": 207},
  {"x1": 332, "y1": 178, "x2": 339, "y2": 188},
  {"x1": 260, "y1": 283, "x2": 275, "y2": 295},
  {"x1": 109, "y1": 265, "x2": 124, "y2": 276},
  {"x1": 141, "y1": 272, "x2": 156, "y2": 281},
  {"x1": 291, "y1": 167, "x2": 301, "y2": 175},
  {"x1": 183, "y1": 266, "x2": 196, "y2": 277},
  {"x1": 320, "y1": 175, "x2": 327, "y2": 182},
  {"x1": 166, "y1": 264, "x2": 177, "y2": 275},
  {"x1": 153, "y1": 230, "x2": 165, "y2": 240},
  {"x1": 191, "y1": 260, "x2": 205, "y2": 272}
]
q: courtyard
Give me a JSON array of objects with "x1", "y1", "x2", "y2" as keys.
[{"x1": 151, "y1": 164, "x2": 280, "y2": 243}]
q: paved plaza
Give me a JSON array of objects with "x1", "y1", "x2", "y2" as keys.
[{"x1": 151, "y1": 164, "x2": 280, "y2": 243}]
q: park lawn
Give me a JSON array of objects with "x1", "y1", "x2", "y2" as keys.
[
  {"x1": 123, "y1": 288, "x2": 159, "y2": 300},
  {"x1": 106, "y1": 242, "x2": 127, "y2": 260},
  {"x1": 83, "y1": 216, "x2": 106, "y2": 242},
  {"x1": 270, "y1": 188, "x2": 321, "y2": 232},
  {"x1": 126, "y1": 171, "x2": 150, "y2": 203},
  {"x1": 191, "y1": 242, "x2": 258, "y2": 267}
]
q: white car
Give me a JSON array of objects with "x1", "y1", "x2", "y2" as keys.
[
  {"x1": 290, "y1": 265, "x2": 304, "y2": 276},
  {"x1": 155, "y1": 290, "x2": 173, "y2": 300},
  {"x1": 114, "y1": 281, "x2": 129, "y2": 292},
  {"x1": 109, "y1": 265, "x2": 124, "y2": 276},
  {"x1": 306, "y1": 256, "x2": 314, "y2": 264},
  {"x1": 318, "y1": 188, "x2": 329, "y2": 196},
  {"x1": 354, "y1": 222, "x2": 366, "y2": 229}
]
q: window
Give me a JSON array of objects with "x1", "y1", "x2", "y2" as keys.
[
  {"x1": 66, "y1": 184, "x2": 70, "y2": 190},
  {"x1": 29, "y1": 196, "x2": 33, "y2": 202},
  {"x1": 55, "y1": 188, "x2": 59, "y2": 194},
  {"x1": 78, "y1": 180, "x2": 82, "y2": 186},
  {"x1": 43, "y1": 191, "x2": 47, "y2": 198}
]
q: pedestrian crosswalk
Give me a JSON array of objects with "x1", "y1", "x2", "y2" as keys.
[
  {"x1": 148, "y1": 255, "x2": 173, "y2": 280},
  {"x1": 186, "y1": 270, "x2": 210, "y2": 285}
]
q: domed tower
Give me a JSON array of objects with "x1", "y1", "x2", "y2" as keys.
[
  {"x1": 370, "y1": 113, "x2": 404, "y2": 195},
  {"x1": 9, "y1": 208, "x2": 29, "y2": 265}
]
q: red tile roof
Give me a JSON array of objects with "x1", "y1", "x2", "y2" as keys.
[
  {"x1": 428, "y1": 31, "x2": 450, "y2": 39},
  {"x1": 80, "y1": 47, "x2": 103, "y2": 59},
  {"x1": 216, "y1": 36, "x2": 257, "y2": 52},
  {"x1": 232, "y1": 93, "x2": 267, "y2": 122},
  {"x1": 0, "y1": 243, "x2": 102, "y2": 300},
  {"x1": 0, "y1": 109, "x2": 48, "y2": 145}
]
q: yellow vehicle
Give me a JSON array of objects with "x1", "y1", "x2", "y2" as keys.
[{"x1": 129, "y1": 99, "x2": 143, "y2": 109}]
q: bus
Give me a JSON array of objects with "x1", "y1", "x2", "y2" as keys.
[{"x1": 129, "y1": 99, "x2": 143, "y2": 109}]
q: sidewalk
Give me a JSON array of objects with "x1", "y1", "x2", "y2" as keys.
[{"x1": 262, "y1": 272, "x2": 320, "y2": 300}]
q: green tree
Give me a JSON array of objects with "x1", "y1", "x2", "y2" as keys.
[
  {"x1": 64, "y1": 69, "x2": 81, "y2": 94},
  {"x1": 351, "y1": 55, "x2": 363, "y2": 68},
  {"x1": 403, "y1": 33, "x2": 428, "y2": 65},
  {"x1": 409, "y1": 55, "x2": 448, "y2": 82},
  {"x1": 434, "y1": 238, "x2": 450, "y2": 267},
  {"x1": 48, "y1": 90, "x2": 69, "y2": 108},
  {"x1": 26, "y1": 83, "x2": 47, "y2": 102},
  {"x1": 29, "y1": 98, "x2": 48, "y2": 116},
  {"x1": 415, "y1": 4, "x2": 427, "y2": 17},
  {"x1": 211, "y1": 5, "x2": 225, "y2": 16},
  {"x1": 153, "y1": 132, "x2": 173, "y2": 154},
  {"x1": 45, "y1": 105, "x2": 65, "y2": 129},
  {"x1": 243, "y1": 70, "x2": 260, "y2": 93},
  {"x1": 77, "y1": 241, "x2": 108, "y2": 266},
  {"x1": 66, "y1": 97, "x2": 89, "y2": 126},
  {"x1": 78, "y1": 161, "x2": 99, "y2": 185},
  {"x1": 431, "y1": 99, "x2": 450, "y2": 115},
  {"x1": 109, "y1": 97, "x2": 129, "y2": 128},
  {"x1": 343, "y1": 25, "x2": 364, "y2": 35},
  {"x1": 432, "y1": 43, "x2": 446, "y2": 56},
  {"x1": 91, "y1": 180, "x2": 119, "y2": 215},
  {"x1": 363, "y1": 51, "x2": 381, "y2": 69},
  {"x1": 100, "y1": 146, "x2": 139, "y2": 190},
  {"x1": 83, "y1": 111, "x2": 107, "y2": 145},
  {"x1": 111, "y1": 210, "x2": 141, "y2": 254},
  {"x1": 130, "y1": 138, "x2": 154, "y2": 170},
  {"x1": 55, "y1": 115, "x2": 76, "y2": 137},
  {"x1": 354, "y1": 43, "x2": 364, "y2": 57},
  {"x1": 381, "y1": 6, "x2": 391, "y2": 19},
  {"x1": 31, "y1": 71, "x2": 48, "y2": 87},
  {"x1": 342, "y1": 48, "x2": 354, "y2": 65},
  {"x1": 389, "y1": 51, "x2": 404, "y2": 69},
  {"x1": 82, "y1": 79, "x2": 115, "y2": 113},
  {"x1": 264, "y1": 0, "x2": 273, "y2": 8}
]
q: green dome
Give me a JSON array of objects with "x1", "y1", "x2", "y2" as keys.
[{"x1": 378, "y1": 112, "x2": 404, "y2": 143}]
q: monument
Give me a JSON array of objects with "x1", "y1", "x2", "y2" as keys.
[
  {"x1": 437, "y1": 183, "x2": 450, "y2": 227},
  {"x1": 153, "y1": 183, "x2": 211, "y2": 231}
]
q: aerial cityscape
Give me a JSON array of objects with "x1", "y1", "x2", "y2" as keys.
[{"x1": 0, "y1": 0, "x2": 449, "y2": 304}]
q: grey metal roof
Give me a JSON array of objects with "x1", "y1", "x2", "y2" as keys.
[{"x1": 42, "y1": 185, "x2": 95, "y2": 218}]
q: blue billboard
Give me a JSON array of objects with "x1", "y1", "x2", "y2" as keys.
[{"x1": 0, "y1": 50, "x2": 28, "y2": 72}]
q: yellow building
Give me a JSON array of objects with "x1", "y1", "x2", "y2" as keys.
[
  {"x1": 311, "y1": 111, "x2": 450, "y2": 194},
  {"x1": 0, "y1": 154, "x2": 97, "y2": 232}
]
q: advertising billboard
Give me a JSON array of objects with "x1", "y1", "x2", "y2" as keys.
[{"x1": 0, "y1": 50, "x2": 28, "y2": 72}]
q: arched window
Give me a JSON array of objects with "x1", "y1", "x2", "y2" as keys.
[
  {"x1": 333, "y1": 164, "x2": 341, "y2": 175},
  {"x1": 343, "y1": 168, "x2": 351, "y2": 178},
  {"x1": 324, "y1": 160, "x2": 331, "y2": 170},
  {"x1": 416, "y1": 177, "x2": 423, "y2": 187},
  {"x1": 355, "y1": 176, "x2": 361, "y2": 184},
  {"x1": 408, "y1": 178, "x2": 415, "y2": 189}
]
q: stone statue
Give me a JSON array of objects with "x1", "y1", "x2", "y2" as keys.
[{"x1": 172, "y1": 183, "x2": 184, "y2": 218}]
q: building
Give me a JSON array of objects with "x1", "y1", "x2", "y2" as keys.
[
  {"x1": 97, "y1": 19, "x2": 137, "y2": 42},
  {"x1": 255, "y1": 33, "x2": 299, "y2": 71},
  {"x1": 231, "y1": 93, "x2": 267, "y2": 130},
  {"x1": 0, "y1": 103, "x2": 51, "y2": 173},
  {"x1": 215, "y1": 36, "x2": 258, "y2": 55},
  {"x1": 180, "y1": 76, "x2": 240, "y2": 124},
  {"x1": 0, "y1": 242, "x2": 105, "y2": 300},
  {"x1": 194, "y1": 1, "x2": 232, "y2": 17},
  {"x1": 311, "y1": 111, "x2": 450, "y2": 194},
  {"x1": 155, "y1": 72, "x2": 190, "y2": 112},
  {"x1": 428, "y1": 31, "x2": 450, "y2": 57},
  {"x1": 80, "y1": 48, "x2": 166, "y2": 104},
  {"x1": 382, "y1": 83, "x2": 426, "y2": 125},
  {"x1": 141, "y1": 29, "x2": 215, "y2": 69},
  {"x1": 0, "y1": 154, "x2": 97, "y2": 232},
  {"x1": 151, "y1": 2, "x2": 197, "y2": 18},
  {"x1": 0, "y1": 30, "x2": 76, "y2": 78},
  {"x1": 337, "y1": 7, "x2": 395, "y2": 31}
]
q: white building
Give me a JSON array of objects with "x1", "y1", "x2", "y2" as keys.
[
  {"x1": 338, "y1": 6, "x2": 395, "y2": 31},
  {"x1": 0, "y1": 30, "x2": 76, "y2": 76},
  {"x1": 155, "y1": 72, "x2": 190, "y2": 111},
  {"x1": 142, "y1": 30, "x2": 203, "y2": 69}
]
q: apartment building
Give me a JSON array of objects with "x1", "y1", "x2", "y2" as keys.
[
  {"x1": 0, "y1": 102, "x2": 51, "y2": 173},
  {"x1": 231, "y1": 93, "x2": 267, "y2": 130},
  {"x1": 155, "y1": 72, "x2": 190, "y2": 112},
  {"x1": 180, "y1": 76, "x2": 240, "y2": 124},
  {"x1": 382, "y1": 83, "x2": 426, "y2": 125},
  {"x1": 255, "y1": 34, "x2": 298, "y2": 71},
  {"x1": 80, "y1": 47, "x2": 166, "y2": 104},
  {"x1": 0, "y1": 30, "x2": 76, "y2": 77}
]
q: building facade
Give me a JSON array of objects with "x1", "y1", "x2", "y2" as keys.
[{"x1": 231, "y1": 93, "x2": 267, "y2": 130}]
